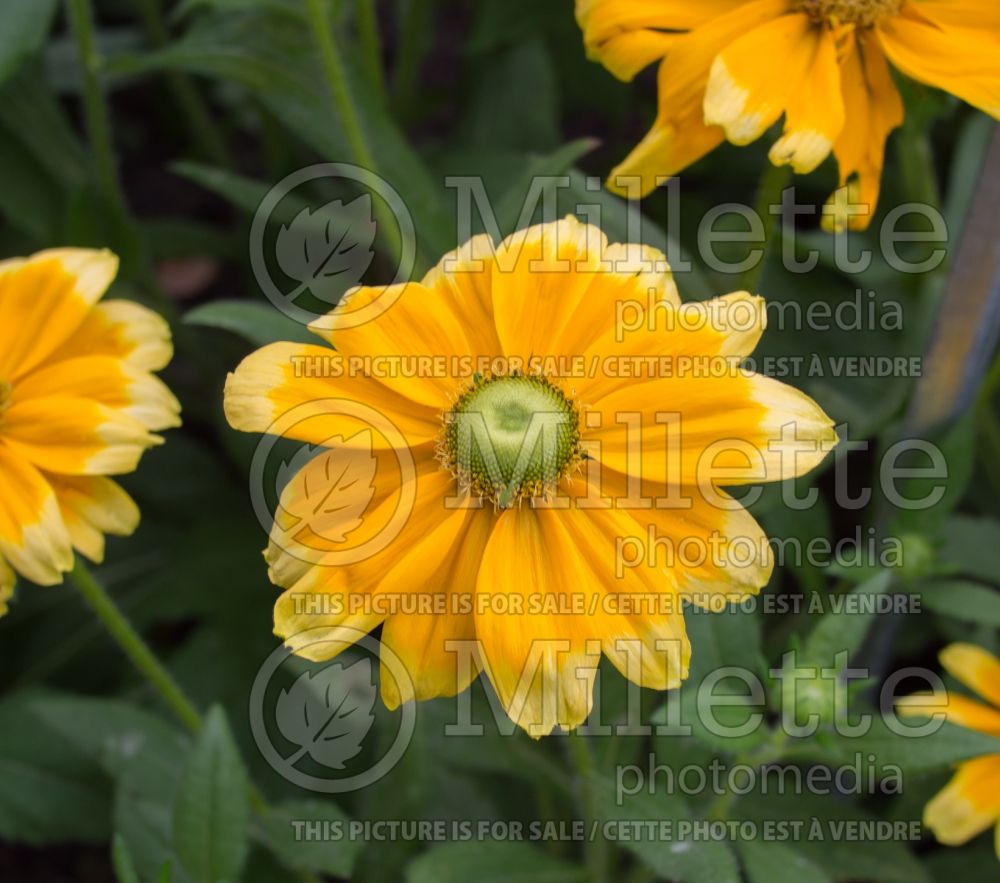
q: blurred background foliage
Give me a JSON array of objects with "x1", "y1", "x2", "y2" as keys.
[{"x1": 0, "y1": 1, "x2": 999, "y2": 881}]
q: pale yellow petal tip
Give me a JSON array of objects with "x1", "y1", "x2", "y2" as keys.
[
  {"x1": 821, "y1": 181, "x2": 875, "y2": 233},
  {"x1": 35, "y1": 247, "x2": 120, "y2": 304},
  {"x1": 940, "y1": 643, "x2": 1000, "y2": 688},
  {"x1": 768, "y1": 131, "x2": 833, "y2": 175},
  {"x1": 894, "y1": 692, "x2": 946, "y2": 717},
  {"x1": 704, "y1": 56, "x2": 765, "y2": 147}
]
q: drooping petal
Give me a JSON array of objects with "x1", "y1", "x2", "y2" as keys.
[
  {"x1": 224, "y1": 342, "x2": 441, "y2": 450},
  {"x1": 609, "y1": 0, "x2": 791, "y2": 195},
  {"x1": 576, "y1": 0, "x2": 749, "y2": 81},
  {"x1": 924, "y1": 755, "x2": 1000, "y2": 846},
  {"x1": 0, "y1": 443, "x2": 73, "y2": 587},
  {"x1": 44, "y1": 474, "x2": 140, "y2": 564},
  {"x1": 768, "y1": 27, "x2": 844, "y2": 173},
  {"x1": 877, "y1": 5, "x2": 1000, "y2": 120},
  {"x1": 703, "y1": 13, "x2": 818, "y2": 147},
  {"x1": 0, "y1": 249, "x2": 118, "y2": 380},
  {"x1": 823, "y1": 32, "x2": 904, "y2": 233}
]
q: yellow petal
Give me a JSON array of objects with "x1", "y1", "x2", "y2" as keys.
[
  {"x1": 823, "y1": 33, "x2": 903, "y2": 233},
  {"x1": 768, "y1": 27, "x2": 844, "y2": 174},
  {"x1": 877, "y1": 6, "x2": 1000, "y2": 120},
  {"x1": 223, "y1": 341, "x2": 441, "y2": 450},
  {"x1": 60, "y1": 299, "x2": 174, "y2": 372},
  {"x1": 0, "y1": 442, "x2": 73, "y2": 586},
  {"x1": 45, "y1": 474, "x2": 140, "y2": 564},
  {"x1": 897, "y1": 692, "x2": 1000, "y2": 738},
  {"x1": 704, "y1": 13, "x2": 818, "y2": 147},
  {"x1": 940, "y1": 643, "x2": 1000, "y2": 710},
  {"x1": 2, "y1": 397, "x2": 160, "y2": 476},
  {"x1": 925, "y1": 755, "x2": 1000, "y2": 846},
  {"x1": 0, "y1": 249, "x2": 118, "y2": 380}
]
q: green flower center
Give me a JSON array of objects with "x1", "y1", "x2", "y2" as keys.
[
  {"x1": 799, "y1": 0, "x2": 902, "y2": 27},
  {"x1": 441, "y1": 374, "x2": 582, "y2": 507}
]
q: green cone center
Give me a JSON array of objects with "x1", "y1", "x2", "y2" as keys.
[
  {"x1": 443, "y1": 375, "x2": 580, "y2": 506},
  {"x1": 799, "y1": 0, "x2": 902, "y2": 26}
]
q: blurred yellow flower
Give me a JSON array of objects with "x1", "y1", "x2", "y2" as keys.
[
  {"x1": 225, "y1": 217, "x2": 836, "y2": 736},
  {"x1": 576, "y1": 0, "x2": 1000, "y2": 230},
  {"x1": 898, "y1": 643, "x2": 1000, "y2": 858},
  {"x1": 0, "y1": 249, "x2": 179, "y2": 613}
]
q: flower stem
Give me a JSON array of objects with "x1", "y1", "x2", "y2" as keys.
[
  {"x1": 356, "y1": 0, "x2": 387, "y2": 105},
  {"x1": 566, "y1": 733, "x2": 611, "y2": 883},
  {"x1": 739, "y1": 162, "x2": 792, "y2": 293},
  {"x1": 65, "y1": 0, "x2": 129, "y2": 218},
  {"x1": 67, "y1": 559, "x2": 202, "y2": 734},
  {"x1": 304, "y1": 0, "x2": 402, "y2": 266}
]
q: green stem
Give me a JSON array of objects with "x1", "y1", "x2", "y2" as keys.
[
  {"x1": 67, "y1": 560, "x2": 202, "y2": 734},
  {"x1": 356, "y1": 0, "x2": 387, "y2": 105},
  {"x1": 391, "y1": 0, "x2": 429, "y2": 121},
  {"x1": 68, "y1": 561, "x2": 324, "y2": 883},
  {"x1": 65, "y1": 0, "x2": 129, "y2": 218},
  {"x1": 304, "y1": 0, "x2": 402, "y2": 266},
  {"x1": 133, "y1": 0, "x2": 232, "y2": 167},
  {"x1": 705, "y1": 727, "x2": 790, "y2": 822},
  {"x1": 739, "y1": 162, "x2": 792, "y2": 293},
  {"x1": 566, "y1": 734, "x2": 611, "y2": 883}
]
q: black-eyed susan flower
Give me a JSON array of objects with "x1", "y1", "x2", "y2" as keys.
[
  {"x1": 0, "y1": 249, "x2": 179, "y2": 613},
  {"x1": 224, "y1": 217, "x2": 836, "y2": 736},
  {"x1": 576, "y1": 0, "x2": 1000, "y2": 230},
  {"x1": 898, "y1": 643, "x2": 1000, "y2": 858}
]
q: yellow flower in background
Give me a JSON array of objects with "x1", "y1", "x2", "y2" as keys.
[
  {"x1": 225, "y1": 217, "x2": 836, "y2": 737},
  {"x1": 898, "y1": 643, "x2": 1000, "y2": 858},
  {"x1": 0, "y1": 249, "x2": 179, "y2": 613},
  {"x1": 576, "y1": 0, "x2": 1000, "y2": 230}
]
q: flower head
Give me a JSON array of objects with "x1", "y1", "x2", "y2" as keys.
[
  {"x1": 898, "y1": 643, "x2": 1000, "y2": 857},
  {"x1": 576, "y1": 0, "x2": 1000, "y2": 230},
  {"x1": 0, "y1": 249, "x2": 179, "y2": 612},
  {"x1": 225, "y1": 217, "x2": 837, "y2": 737}
]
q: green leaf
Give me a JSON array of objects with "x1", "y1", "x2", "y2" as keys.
[
  {"x1": 801, "y1": 571, "x2": 892, "y2": 669},
  {"x1": 113, "y1": 833, "x2": 142, "y2": 883},
  {"x1": 938, "y1": 515, "x2": 1000, "y2": 584},
  {"x1": 737, "y1": 840, "x2": 832, "y2": 883},
  {"x1": 839, "y1": 719, "x2": 1000, "y2": 775},
  {"x1": 258, "y1": 799, "x2": 360, "y2": 878},
  {"x1": 591, "y1": 777, "x2": 740, "y2": 883},
  {"x1": 184, "y1": 301, "x2": 317, "y2": 346},
  {"x1": 172, "y1": 706, "x2": 251, "y2": 883},
  {"x1": 0, "y1": 692, "x2": 111, "y2": 845},
  {"x1": 406, "y1": 841, "x2": 587, "y2": 883},
  {"x1": 919, "y1": 580, "x2": 1000, "y2": 625},
  {"x1": 0, "y1": 0, "x2": 58, "y2": 84}
]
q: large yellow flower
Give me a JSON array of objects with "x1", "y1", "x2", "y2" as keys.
[
  {"x1": 225, "y1": 217, "x2": 836, "y2": 736},
  {"x1": 576, "y1": 0, "x2": 1000, "y2": 230},
  {"x1": 898, "y1": 643, "x2": 1000, "y2": 858},
  {"x1": 0, "y1": 249, "x2": 179, "y2": 613}
]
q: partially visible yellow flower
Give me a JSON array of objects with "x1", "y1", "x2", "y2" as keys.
[
  {"x1": 225, "y1": 216, "x2": 837, "y2": 737},
  {"x1": 576, "y1": 0, "x2": 1000, "y2": 230},
  {"x1": 0, "y1": 249, "x2": 179, "y2": 613},
  {"x1": 898, "y1": 643, "x2": 1000, "y2": 857}
]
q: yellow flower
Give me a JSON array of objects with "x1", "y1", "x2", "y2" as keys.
[
  {"x1": 898, "y1": 643, "x2": 1000, "y2": 858},
  {"x1": 576, "y1": 0, "x2": 1000, "y2": 230},
  {"x1": 224, "y1": 217, "x2": 836, "y2": 737},
  {"x1": 0, "y1": 249, "x2": 179, "y2": 613}
]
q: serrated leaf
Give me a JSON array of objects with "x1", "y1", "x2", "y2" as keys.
[
  {"x1": 275, "y1": 658, "x2": 377, "y2": 771},
  {"x1": 259, "y1": 799, "x2": 360, "y2": 878},
  {"x1": 919, "y1": 580, "x2": 1000, "y2": 625},
  {"x1": 173, "y1": 706, "x2": 250, "y2": 883}
]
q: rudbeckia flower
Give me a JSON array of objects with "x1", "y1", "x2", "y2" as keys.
[
  {"x1": 0, "y1": 249, "x2": 179, "y2": 613},
  {"x1": 898, "y1": 643, "x2": 1000, "y2": 858},
  {"x1": 576, "y1": 0, "x2": 1000, "y2": 230},
  {"x1": 225, "y1": 217, "x2": 836, "y2": 736}
]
